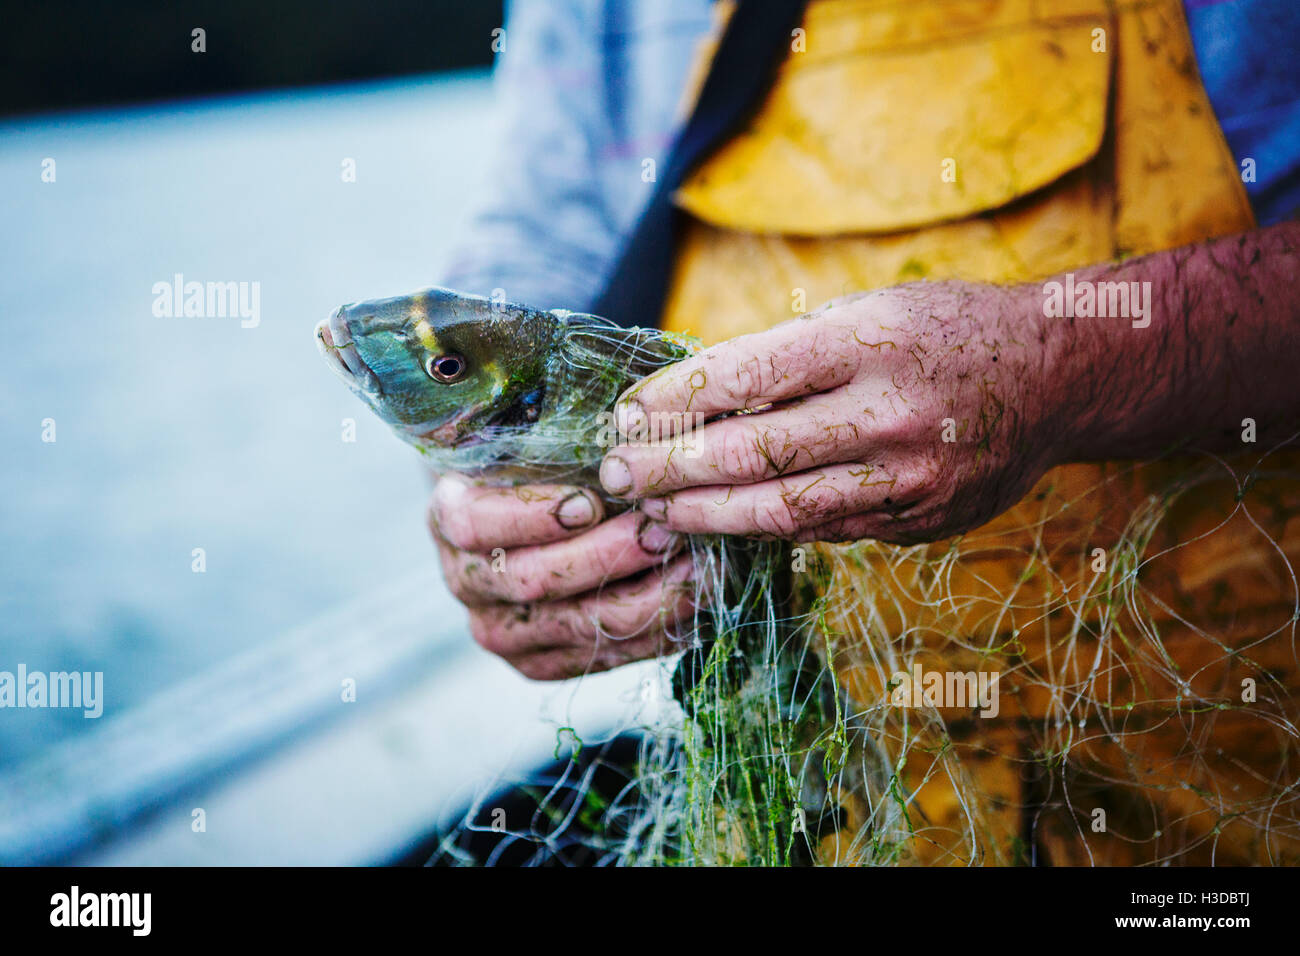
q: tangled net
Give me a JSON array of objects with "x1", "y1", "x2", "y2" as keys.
[{"x1": 429, "y1": 316, "x2": 1300, "y2": 867}]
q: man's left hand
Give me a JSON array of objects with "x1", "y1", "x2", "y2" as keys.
[{"x1": 599, "y1": 280, "x2": 1067, "y2": 545}]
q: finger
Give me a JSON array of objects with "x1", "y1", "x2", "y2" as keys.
[
  {"x1": 508, "y1": 628, "x2": 678, "y2": 681},
  {"x1": 428, "y1": 475, "x2": 603, "y2": 552},
  {"x1": 573, "y1": 553, "x2": 695, "y2": 638},
  {"x1": 467, "y1": 555, "x2": 695, "y2": 660},
  {"x1": 440, "y1": 511, "x2": 680, "y2": 606},
  {"x1": 797, "y1": 503, "x2": 942, "y2": 546},
  {"x1": 506, "y1": 562, "x2": 697, "y2": 681},
  {"x1": 642, "y1": 462, "x2": 921, "y2": 539},
  {"x1": 600, "y1": 392, "x2": 872, "y2": 498},
  {"x1": 612, "y1": 314, "x2": 857, "y2": 439}
]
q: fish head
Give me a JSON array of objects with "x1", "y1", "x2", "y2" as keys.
[{"x1": 316, "y1": 287, "x2": 554, "y2": 449}]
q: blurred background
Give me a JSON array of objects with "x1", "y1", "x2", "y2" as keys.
[
  {"x1": 1, "y1": 1, "x2": 500, "y2": 116},
  {"x1": 0, "y1": 0, "x2": 664, "y2": 865}
]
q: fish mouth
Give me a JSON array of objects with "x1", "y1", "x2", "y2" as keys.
[
  {"x1": 316, "y1": 308, "x2": 380, "y2": 393},
  {"x1": 405, "y1": 385, "x2": 546, "y2": 451},
  {"x1": 405, "y1": 406, "x2": 491, "y2": 449}
]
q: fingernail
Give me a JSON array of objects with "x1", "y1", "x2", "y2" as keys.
[
  {"x1": 553, "y1": 490, "x2": 597, "y2": 529},
  {"x1": 616, "y1": 399, "x2": 647, "y2": 439},
  {"x1": 433, "y1": 474, "x2": 468, "y2": 527},
  {"x1": 642, "y1": 498, "x2": 668, "y2": 521},
  {"x1": 600, "y1": 455, "x2": 633, "y2": 497},
  {"x1": 437, "y1": 474, "x2": 467, "y2": 500},
  {"x1": 638, "y1": 519, "x2": 677, "y2": 553}
]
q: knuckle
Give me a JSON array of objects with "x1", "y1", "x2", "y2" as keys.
[
  {"x1": 748, "y1": 496, "x2": 801, "y2": 539},
  {"x1": 582, "y1": 588, "x2": 639, "y2": 640},
  {"x1": 443, "y1": 567, "x2": 476, "y2": 605},
  {"x1": 714, "y1": 426, "x2": 772, "y2": 482},
  {"x1": 597, "y1": 603, "x2": 649, "y2": 639},
  {"x1": 438, "y1": 504, "x2": 484, "y2": 552},
  {"x1": 557, "y1": 605, "x2": 598, "y2": 644},
  {"x1": 501, "y1": 561, "x2": 550, "y2": 603},
  {"x1": 906, "y1": 456, "x2": 945, "y2": 499},
  {"x1": 442, "y1": 550, "x2": 498, "y2": 604},
  {"x1": 531, "y1": 601, "x2": 590, "y2": 647},
  {"x1": 780, "y1": 476, "x2": 844, "y2": 530},
  {"x1": 726, "y1": 354, "x2": 765, "y2": 403},
  {"x1": 468, "y1": 612, "x2": 508, "y2": 657},
  {"x1": 870, "y1": 410, "x2": 915, "y2": 445}
]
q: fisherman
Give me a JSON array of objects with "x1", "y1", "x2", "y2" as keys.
[{"x1": 427, "y1": 0, "x2": 1300, "y2": 864}]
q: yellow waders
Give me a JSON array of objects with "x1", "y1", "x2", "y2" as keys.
[{"x1": 662, "y1": 0, "x2": 1299, "y2": 864}]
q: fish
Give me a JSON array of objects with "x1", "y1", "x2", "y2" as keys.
[
  {"x1": 315, "y1": 286, "x2": 695, "y2": 491},
  {"x1": 315, "y1": 285, "x2": 844, "y2": 865}
]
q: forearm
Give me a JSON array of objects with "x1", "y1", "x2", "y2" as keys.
[{"x1": 1038, "y1": 221, "x2": 1300, "y2": 463}]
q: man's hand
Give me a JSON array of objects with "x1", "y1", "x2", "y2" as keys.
[
  {"x1": 435, "y1": 222, "x2": 1299, "y2": 676},
  {"x1": 599, "y1": 280, "x2": 1065, "y2": 544},
  {"x1": 599, "y1": 223, "x2": 1300, "y2": 545},
  {"x1": 428, "y1": 476, "x2": 692, "y2": 680}
]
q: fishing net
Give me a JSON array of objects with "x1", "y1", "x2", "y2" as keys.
[{"x1": 421, "y1": 313, "x2": 1300, "y2": 867}]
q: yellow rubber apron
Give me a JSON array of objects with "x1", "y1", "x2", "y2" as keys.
[{"x1": 662, "y1": 0, "x2": 1299, "y2": 865}]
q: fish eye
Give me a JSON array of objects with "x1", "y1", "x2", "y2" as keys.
[{"x1": 425, "y1": 353, "x2": 468, "y2": 383}]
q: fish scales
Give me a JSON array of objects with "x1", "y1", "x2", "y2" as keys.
[{"x1": 315, "y1": 286, "x2": 694, "y2": 494}]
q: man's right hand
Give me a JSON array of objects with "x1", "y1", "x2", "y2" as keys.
[{"x1": 427, "y1": 476, "x2": 693, "y2": 680}]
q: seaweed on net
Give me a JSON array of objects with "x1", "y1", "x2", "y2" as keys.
[
  {"x1": 425, "y1": 314, "x2": 1300, "y2": 867},
  {"x1": 419, "y1": 314, "x2": 861, "y2": 865}
]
